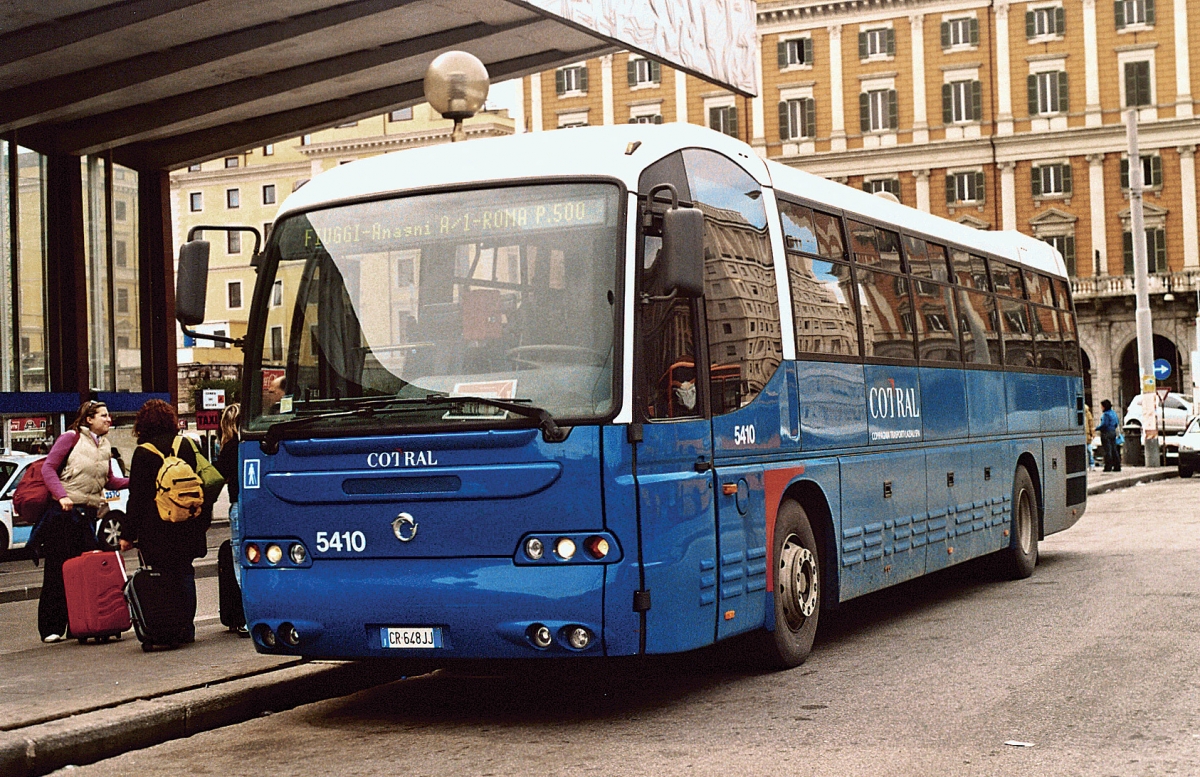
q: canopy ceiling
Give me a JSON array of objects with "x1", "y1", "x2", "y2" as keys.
[{"x1": 0, "y1": 0, "x2": 755, "y2": 171}]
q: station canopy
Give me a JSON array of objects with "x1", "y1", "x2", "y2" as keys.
[{"x1": 0, "y1": 0, "x2": 756, "y2": 170}]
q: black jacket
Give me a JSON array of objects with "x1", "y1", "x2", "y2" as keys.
[
  {"x1": 124, "y1": 433, "x2": 213, "y2": 570},
  {"x1": 215, "y1": 435, "x2": 240, "y2": 504}
]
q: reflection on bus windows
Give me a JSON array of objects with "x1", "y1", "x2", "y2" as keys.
[
  {"x1": 1032, "y1": 304, "x2": 1064, "y2": 369},
  {"x1": 787, "y1": 254, "x2": 860, "y2": 358},
  {"x1": 915, "y1": 284, "x2": 960, "y2": 363},
  {"x1": 957, "y1": 288, "x2": 1002, "y2": 365},
  {"x1": 858, "y1": 268, "x2": 915, "y2": 361},
  {"x1": 999, "y1": 297, "x2": 1034, "y2": 367}
]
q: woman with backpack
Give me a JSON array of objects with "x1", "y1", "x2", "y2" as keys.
[
  {"x1": 36, "y1": 400, "x2": 129, "y2": 643},
  {"x1": 118, "y1": 399, "x2": 214, "y2": 644}
]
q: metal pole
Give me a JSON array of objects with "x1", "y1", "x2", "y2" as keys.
[{"x1": 1127, "y1": 110, "x2": 1160, "y2": 467}]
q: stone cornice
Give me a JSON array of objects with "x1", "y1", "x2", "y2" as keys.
[
  {"x1": 757, "y1": 0, "x2": 992, "y2": 31},
  {"x1": 297, "y1": 122, "x2": 514, "y2": 157}
]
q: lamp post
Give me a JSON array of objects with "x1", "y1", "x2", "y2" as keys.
[
  {"x1": 424, "y1": 51, "x2": 490, "y2": 142},
  {"x1": 1127, "y1": 109, "x2": 1160, "y2": 467}
]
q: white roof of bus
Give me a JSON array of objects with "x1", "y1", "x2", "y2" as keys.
[{"x1": 278, "y1": 122, "x2": 1065, "y2": 278}]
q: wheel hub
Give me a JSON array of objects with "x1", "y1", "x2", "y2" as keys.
[
  {"x1": 1016, "y1": 489, "x2": 1033, "y2": 554},
  {"x1": 779, "y1": 534, "x2": 818, "y2": 629}
]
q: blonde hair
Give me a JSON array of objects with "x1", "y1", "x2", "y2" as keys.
[{"x1": 219, "y1": 402, "x2": 241, "y2": 447}]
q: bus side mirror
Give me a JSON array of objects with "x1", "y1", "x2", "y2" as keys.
[
  {"x1": 176, "y1": 240, "x2": 210, "y2": 326},
  {"x1": 660, "y1": 206, "x2": 705, "y2": 298}
]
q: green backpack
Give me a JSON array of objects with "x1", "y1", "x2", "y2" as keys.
[{"x1": 138, "y1": 437, "x2": 205, "y2": 523}]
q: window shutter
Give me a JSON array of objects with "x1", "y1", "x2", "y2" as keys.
[
  {"x1": 709, "y1": 107, "x2": 719, "y2": 131},
  {"x1": 1028, "y1": 74, "x2": 1039, "y2": 115},
  {"x1": 858, "y1": 31, "x2": 868, "y2": 59},
  {"x1": 804, "y1": 97, "x2": 816, "y2": 138},
  {"x1": 1153, "y1": 228, "x2": 1166, "y2": 271},
  {"x1": 1055, "y1": 6, "x2": 1065, "y2": 34},
  {"x1": 729, "y1": 105, "x2": 738, "y2": 138},
  {"x1": 1026, "y1": 10, "x2": 1036, "y2": 37},
  {"x1": 1064, "y1": 236, "x2": 1076, "y2": 274},
  {"x1": 1124, "y1": 63, "x2": 1135, "y2": 107},
  {"x1": 627, "y1": 58, "x2": 637, "y2": 87},
  {"x1": 970, "y1": 17, "x2": 980, "y2": 44},
  {"x1": 886, "y1": 28, "x2": 895, "y2": 56},
  {"x1": 803, "y1": 38, "x2": 813, "y2": 65},
  {"x1": 653, "y1": 114, "x2": 662, "y2": 124},
  {"x1": 650, "y1": 61, "x2": 661, "y2": 83},
  {"x1": 778, "y1": 40, "x2": 788, "y2": 68},
  {"x1": 1058, "y1": 70, "x2": 1069, "y2": 112},
  {"x1": 1122, "y1": 231, "x2": 1134, "y2": 273},
  {"x1": 1062, "y1": 163, "x2": 1073, "y2": 194},
  {"x1": 555, "y1": 69, "x2": 566, "y2": 95},
  {"x1": 860, "y1": 92, "x2": 870, "y2": 132},
  {"x1": 888, "y1": 89, "x2": 898, "y2": 129},
  {"x1": 1114, "y1": 0, "x2": 1126, "y2": 29},
  {"x1": 1032, "y1": 167, "x2": 1043, "y2": 197},
  {"x1": 1150, "y1": 154, "x2": 1162, "y2": 186},
  {"x1": 971, "y1": 80, "x2": 982, "y2": 121},
  {"x1": 941, "y1": 21, "x2": 950, "y2": 48},
  {"x1": 579, "y1": 66, "x2": 588, "y2": 92},
  {"x1": 943, "y1": 83, "x2": 953, "y2": 124},
  {"x1": 946, "y1": 174, "x2": 957, "y2": 203},
  {"x1": 974, "y1": 171, "x2": 986, "y2": 202},
  {"x1": 627, "y1": 117, "x2": 637, "y2": 124},
  {"x1": 1145, "y1": 0, "x2": 1155, "y2": 24},
  {"x1": 1120, "y1": 158, "x2": 1130, "y2": 189},
  {"x1": 779, "y1": 101, "x2": 791, "y2": 140}
]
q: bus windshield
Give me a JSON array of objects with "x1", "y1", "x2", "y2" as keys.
[{"x1": 247, "y1": 182, "x2": 623, "y2": 435}]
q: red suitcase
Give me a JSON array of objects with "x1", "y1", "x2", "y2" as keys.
[{"x1": 63, "y1": 550, "x2": 131, "y2": 644}]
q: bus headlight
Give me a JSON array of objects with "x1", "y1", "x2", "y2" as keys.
[
  {"x1": 524, "y1": 537, "x2": 544, "y2": 560},
  {"x1": 289, "y1": 543, "x2": 307, "y2": 565},
  {"x1": 554, "y1": 537, "x2": 576, "y2": 560},
  {"x1": 266, "y1": 544, "x2": 284, "y2": 565},
  {"x1": 567, "y1": 627, "x2": 591, "y2": 650},
  {"x1": 584, "y1": 536, "x2": 610, "y2": 559},
  {"x1": 245, "y1": 543, "x2": 261, "y2": 564}
]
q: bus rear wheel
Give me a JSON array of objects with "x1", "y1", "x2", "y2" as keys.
[
  {"x1": 758, "y1": 500, "x2": 820, "y2": 669},
  {"x1": 1000, "y1": 465, "x2": 1039, "y2": 579}
]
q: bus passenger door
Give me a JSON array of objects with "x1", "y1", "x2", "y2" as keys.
[{"x1": 635, "y1": 295, "x2": 717, "y2": 654}]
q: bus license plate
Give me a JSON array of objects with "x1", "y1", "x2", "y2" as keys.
[{"x1": 381, "y1": 627, "x2": 442, "y2": 649}]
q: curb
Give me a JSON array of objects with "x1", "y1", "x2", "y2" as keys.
[
  {"x1": 1086, "y1": 468, "x2": 1178, "y2": 496},
  {"x1": 0, "y1": 660, "x2": 409, "y2": 777}
]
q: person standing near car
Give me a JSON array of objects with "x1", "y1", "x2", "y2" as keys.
[
  {"x1": 36, "y1": 400, "x2": 129, "y2": 643},
  {"x1": 1097, "y1": 399, "x2": 1122, "y2": 473}
]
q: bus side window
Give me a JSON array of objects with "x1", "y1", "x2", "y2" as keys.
[
  {"x1": 999, "y1": 297, "x2": 1034, "y2": 368},
  {"x1": 643, "y1": 298, "x2": 702, "y2": 419},
  {"x1": 1060, "y1": 309, "x2": 1080, "y2": 372},
  {"x1": 858, "y1": 267, "x2": 917, "y2": 361},
  {"x1": 958, "y1": 288, "x2": 1002, "y2": 365},
  {"x1": 787, "y1": 254, "x2": 860, "y2": 358},
  {"x1": 915, "y1": 281, "x2": 961, "y2": 364},
  {"x1": 1032, "y1": 304, "x2": 1064, "y2": 370}
]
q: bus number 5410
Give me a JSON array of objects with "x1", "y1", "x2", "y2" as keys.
[{"x1": 316, "y1": 531, "x2": 367, "y2": 553}]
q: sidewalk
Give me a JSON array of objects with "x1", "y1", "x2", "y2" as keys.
[{"x1": 0, "y1": 464, "x2": 1181, "y2": 777}]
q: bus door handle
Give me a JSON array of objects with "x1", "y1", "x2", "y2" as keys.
[{"x1": 694, "y1": 457, "x2": 712, "y2": 473}]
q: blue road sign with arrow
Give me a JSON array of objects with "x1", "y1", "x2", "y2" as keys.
[{"x1": 1153, "y1": 358, "x2": 1172, "y2": 381}]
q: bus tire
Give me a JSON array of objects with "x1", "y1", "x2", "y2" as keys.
[
  {"x1": 759, "y1": 500, "x2": 820, "y2": 669},
  {"x1": 1001, "y1": 465, "x2": 1039, "y2": 580}
]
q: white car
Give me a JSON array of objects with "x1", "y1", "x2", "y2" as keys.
[
  {"x1": 1174, "y1": 417, "x2": 1200, "y2": 478},
  {"x1": 0, "y1": 453, "x2": 129, "y2": 555},
  {"x1": 1122, "y1": 392, "x2": 1194, "y2": 435}
]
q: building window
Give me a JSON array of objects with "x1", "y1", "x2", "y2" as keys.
[
  {"x1": 1120, "y1": 154, "x2": 1162, "y2": 189},
  {"x1": 941, "y1": 17, "x2": 979, "y2": 48},
  {"x1": 1028, "y1": 70, "x2": 1069, "y2": 115},
  {"x1": 227, "y1": 231, "x2": 241, "y2": 254},
  {"x1": 858, "y1": 27, "x2": 895, "y2": 59},
  {"x1": 116, "y1": 287, "x2": 129, "y2": 313},
  {"x1": 115, "y1": 240, "x2": 127, "y2": 268},
  {"x1": 1123, "y1": 60, "x2": 1152, "y2": 107},
  {"x1": 555, "y1": 64, "x2": 588, "y2": 94},
  {"x1": 188, "y1": 163, "x2": 201, "y2": 172},
  {"x1": 117, "y1": 336, "x2": 130, "y2": 350},
  {"x1": 709, "y1": 105, "x2": 739, "y2": 137},
  {"x1": 114, "y1": 199, "x2": 127, "y2": 221},
  {"x1": 628, "y1": 110, "x2": 663, "y2": 124},
  {"x1": 300, "y1": 134, "x2": 312, "y2": 146},
  {"x1": 860, "y1": 89, "x2": 898, "y2": 132},
  {"x1": 1032, "y1": 163, "x2": 1073, "y2": 196},
  {"x1": 946, "y1": 171, "x2": 986, "y2": 204},
  {"x1": 272, "y1": 280, "x2": 283, "y2": 307},
  {"x1": 263, "y1": 144, "x2": 274, "y2": 155},
  {"x1": 227, "y1": 280, "x2": 243, "y2": 310},
  {"x1": 270, "y1": 326, "x2": 284, "y2": 361},
  {"x1": 226, "y1": 188, "x2": 239, "y2": 209},
  {"x1": 224, "y1": 157, "x2": 238, "y2": 169},
  {"x1": 1123, "y1": 228, "x2": 1166, "y2": 273},
  {"x1": 1115, "y1": 0, "x2": 1155, "y2": 28},
  {"x1": 388, "y1": 107, "x2": 413, "y2": 121},
  {"x1": 262, "y1": 184, "x2": 276, "y2": 205},
  {"x1": 627, "y1": 57, "x2": 661, "y2": 87},
  {"x1": 189, "y1": 192, "x2": 202, "y2": 212},
  {"x1": 864, "y1": 178, "x2": 900, "y2": 197},
  {"x1": 779, "y1": 97, "x2": 816, "y2": 140},
  {"x1": 778, "y1": 37, "x2": 813, "y2": 67},
  {"x1": 557, "y1": 110, "x2": 589, "y2": 128},
  {"x1": 1042, "y1": 235, "x2": 1076, "y2": 276},
  {"x1": 1026, "y1": 6, "x2": 1065, "y2": 38},
  {"x1": 943, "y1": 80, "x2": 982, "y2": 123}
]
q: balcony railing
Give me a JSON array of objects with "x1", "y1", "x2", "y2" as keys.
[{"x1": 1070, "y1": 269, "x2": 1200, "y2": 300}]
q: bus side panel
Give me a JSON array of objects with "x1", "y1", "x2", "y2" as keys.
[
  {"x1": 602, "y1": 425, "x2": 640, "y2": 657},
  {"x1": 926, "y1": 443, "x2": 1007, "y2": 573},
  {"x1": 965, "y1": 370, "x2": 1007, "y2": 437},
  {"x1": 919, "y1": 366, "x2": 967, "y2": 440},
  {"x1": 1043, "y1": 373, "x2": 1074, "y2": 431},
  {"x1": 1005, "y1": 372, "x2": 1042, "y2": 433},
  {"x1": 1041, "y1": 434, "x2": 1068, "y2": 534},
  {"x1": 838, "y1": 449, "x2": 927, "y2": 601},
  {"x1": 795, "y1": 361, "x2": 868, "y2": 451},
  {"x1": 714, "y1": 465, "x2": 767, "y2": 641}
]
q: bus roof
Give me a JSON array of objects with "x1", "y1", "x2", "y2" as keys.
[{"x1": 277, "y1": 122, "x2": 1065, "y2": 278}]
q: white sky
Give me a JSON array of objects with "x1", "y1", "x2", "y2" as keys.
[{"x1": 484, "y1": 79, "x2": 521, "y2": 118}]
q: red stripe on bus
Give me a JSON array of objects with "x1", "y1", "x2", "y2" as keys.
[{"x1": 763, "y1": 465, "x2": 806, "y2": 591}]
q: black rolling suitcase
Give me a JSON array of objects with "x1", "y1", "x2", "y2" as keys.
[
  {"x1": 124, "y1": 567, "x2": 194, "y2": 651},
  {"x1": 217, "y1": 540, "x2": 247, "y2": 633}
]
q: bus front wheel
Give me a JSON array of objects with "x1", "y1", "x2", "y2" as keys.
[
  {"x1": 1000, "y1": 465, "x2": 1039, "y2": 579},
  {"x1": 759, "y1": 500, "x2": 821, "y2": 669}
]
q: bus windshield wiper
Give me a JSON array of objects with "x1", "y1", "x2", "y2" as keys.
[
  {"x1": 260, "y1": 395, "x2": 437, "y2": 453},
  {"x1": 425, "y1": 394, "x2": 568, "y2": 442}
]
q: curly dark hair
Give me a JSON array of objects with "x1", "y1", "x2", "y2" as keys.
[{"x1": 133, "y1": 398, "x2": 178, "y2": 442}]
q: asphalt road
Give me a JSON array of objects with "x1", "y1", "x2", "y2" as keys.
[{"x1": 53, "y1": 478, "x2": 1200, "y2": 776}]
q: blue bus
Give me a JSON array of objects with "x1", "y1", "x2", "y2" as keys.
[{"x1": 176, "y1": 124, "x2": 1087, "y2": 667}]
